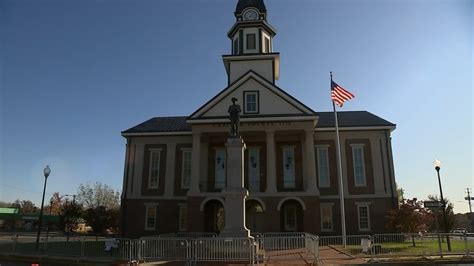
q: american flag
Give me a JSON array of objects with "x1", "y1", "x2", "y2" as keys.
[{"x1": 331, "y1": 81, "x2": 355, "y2": 107}]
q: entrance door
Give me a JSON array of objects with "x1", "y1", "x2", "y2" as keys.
[
  {"x1": 204, "y1": 200, "x2": 225, "y2": 233},
  {"x1": 246, "y1": 200, "x2": 264, "y2": 232}
]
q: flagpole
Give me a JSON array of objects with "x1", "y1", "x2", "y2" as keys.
[{"x1": 330, "y1": 71, "x2": 347, "y2": 247}]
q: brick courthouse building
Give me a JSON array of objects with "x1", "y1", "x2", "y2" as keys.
[{"x1": 120, "y1": 0, "x2": 397, "y2": 238}]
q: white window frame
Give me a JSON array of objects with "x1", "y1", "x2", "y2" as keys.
[
  {"x1": 284, "y1": 205, "x2": 297, "y2": 231},
  {"x1": 181, "y1": 148, "x2": 192, "y2": 189},
  {"x1": 282, "y1": 146, "x2": 296, "y2": 189},
  {"x1": 144, "y1": 203, "x2": 158, "y2": 231},
  {"x1": 320, "y1": 203, "x2": 334, "y2": 232},
  {"x1": 244, "y1": 91, "x2": 259, "y2": 114},
  {"x1": 351, "y1": 144, "x2": 366, "y2": 187},
  {"x1": 148, "y1": 149, "x2": 162, "y2": 189},
  {"x1": 262, "y1": 32, "x2": 271, "y2": 53},
  {"x1": 315, "y1": 145, "x2": 330, "y2": 188},
  {"x1": 356, "y1": 202, "x2": 371, "y2": 231},
  {"x1": 178, "y1": 204, "x2": 187, "y2": 231}
]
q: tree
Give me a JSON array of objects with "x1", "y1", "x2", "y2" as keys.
[
  {"x1": 453, "y1": 213, "x2": 472, "y2": 232},
  {"x1": 76, "y1": 182, "x2": 120, "y2": 210},
  {"x1": 0, "y1": 201, "x2": 13, "y2": 208},
  {"x1": 60, "y1": 202, "x2": 83, "y2": 233},
  {"x1": 48, "y1": 192, "x2": 64, "y2": 215},
  {"x1": 426, "y1": 195, "x2": 455, "y2": 232},
  {"x1": 385, "y1": 198, "x2": 432, "y2": 247},
  {"x1": 12, "y1": 200, "x2": 39, "y2": 214},
  {"x1": 84, "y1": 206, "x2": 119, "y2": 236}
]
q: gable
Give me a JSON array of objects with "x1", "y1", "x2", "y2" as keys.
[{"x1": 189, "y1": 71, "x2": 316, "y2": 121}]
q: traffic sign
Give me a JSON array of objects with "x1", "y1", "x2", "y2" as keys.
[{"x1": 424, "y1": 201, "x2": 443, "y2": 208}]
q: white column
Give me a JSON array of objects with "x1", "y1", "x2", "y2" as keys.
[
  {"x1": 189, "y1": 132, "x2": 201, "y2": 194},
  {"x1": 305, "y1": 129, "x2": 319, "y2": 193},
  {"x1": 164, "y1": 142, "x2": 176, "y2": 197},
  {"x1": 266, "y1": 130, "x2": 277, "y2": 193}
]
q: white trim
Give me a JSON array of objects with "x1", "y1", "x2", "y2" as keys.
[
  {"x1": 144, "y1": 204, "x2": 158, "y2": 231},
  {"x1": 187, "y1": 116, "x2": 318, "y2": 124},
  {"x1": 352, "y1": 146, "x2": 367, "y2": 187},
  {"x1": 122, "y1": 125, "x2": 395, "y2": 137},
  {"x1": 244, "y1": 91, "x2": 259, "y2": 114},
  {"x1": 122, "y1": 132, "x2": 192, "y2": 137},
  {"x1": 315, "y1": 126, "x2": 396, "y2": 132},
  {"x1": 320, "y1": 204, "x2": 333, "y2": 232},
  {"x1": 356, "y1": 203, "x2": 371, "y2": 231},
  {"x1": 277, "y1": 197, "x2": 306, "y2": 211},
  {"x1": 190, "y1": 71, "x2": 313, "y2": 119}
]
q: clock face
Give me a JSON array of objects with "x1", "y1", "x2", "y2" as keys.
[{"x1": 243, "y1": 10, "x2": 258, "y2": 21}]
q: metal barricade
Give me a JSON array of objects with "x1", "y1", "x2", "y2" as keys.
[
  {"x1": 157, "y1": 232, "x2": 217, "y2": 239},
  {"x1": 189, "y1": 237, "x2": 255, "y2": 262},
  {"x1": 77, "y1": 237, "x2": 132, "y2": 260},
  {"x1": 259, "y1": 232, "x2": 318, "y2": 263},
  {"x1": 138, "y1": 237, "x2": 189, "y2": 262}
]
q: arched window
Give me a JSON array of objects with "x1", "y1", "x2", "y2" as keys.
[{"x1": 203, "y1": 200, "x2": 225, "y2": 233}]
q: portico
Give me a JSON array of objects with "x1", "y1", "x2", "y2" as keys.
[{"x1": 187, "y1": 120, "x2": 320, "y2": 196}]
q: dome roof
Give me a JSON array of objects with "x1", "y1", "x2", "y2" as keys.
[{"x1": 235, "y1": 0, "x2": 266, "y2": 14}]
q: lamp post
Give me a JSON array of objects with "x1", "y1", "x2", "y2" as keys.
[
  {"x1": 45, "y1": 199, "x2": 53, "y2": 249},
  {"x1": 433, "y1": 159, "x2": 451, "y2": 252},
  {"x1": 35, "y1": 165, "x2": 51, "y2": 251}
]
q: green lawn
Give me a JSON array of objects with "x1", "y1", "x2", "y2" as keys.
[
  {"x1": 339, "y1": 237, "x2": 474, "y2": 256},
  {"x1": 0, "y1": 239, "x2": 133, "y2": 259}
]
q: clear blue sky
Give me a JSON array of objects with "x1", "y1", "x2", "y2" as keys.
[{"x1": 1, "y1": 0, "x2": 472, "y2": 213}]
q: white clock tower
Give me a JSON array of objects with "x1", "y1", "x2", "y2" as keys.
[{"x1": 223, "y1": 0, "x2": 280, "y2": 85}]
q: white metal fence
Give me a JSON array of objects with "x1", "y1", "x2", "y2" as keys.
[{"x1": 1, "y1": 232, "x2": 472, "y2": 263}]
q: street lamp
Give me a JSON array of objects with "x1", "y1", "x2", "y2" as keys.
[
  {"x1": 433, "y1": 159, "x2": 451, "y2": 251},
  {"x1": 35, "y1": 165, "x2": 51, "y2": 251}
]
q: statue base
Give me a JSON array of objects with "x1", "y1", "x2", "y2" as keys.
[{"x1": 220, "y1": 137, "x2": 251, "y2": 238}]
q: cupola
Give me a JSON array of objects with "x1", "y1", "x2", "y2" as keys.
[{"x1": 228, "y1": 0, "x2": 276, "y2": 55}]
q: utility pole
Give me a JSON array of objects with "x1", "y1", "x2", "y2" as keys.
[{"x1": 465, "y1": 188, "x2": 473, "y2": 214}]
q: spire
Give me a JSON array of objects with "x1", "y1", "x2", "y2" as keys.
[{"x1": 235, "y1": 0, "x2": 266, "y2": 15}]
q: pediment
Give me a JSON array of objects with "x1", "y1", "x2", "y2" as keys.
[{"x1": 188, "y1": 71, "x2": 316, "y2": 122}]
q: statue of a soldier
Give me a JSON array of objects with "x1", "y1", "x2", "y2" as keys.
[{"x1": 228, "y1": 97, "x2": 241, "y2": 137}]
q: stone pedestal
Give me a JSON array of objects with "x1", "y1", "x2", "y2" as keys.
[{"x1": 220, "y1": 137, "x2": 251, "y2": 238}]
